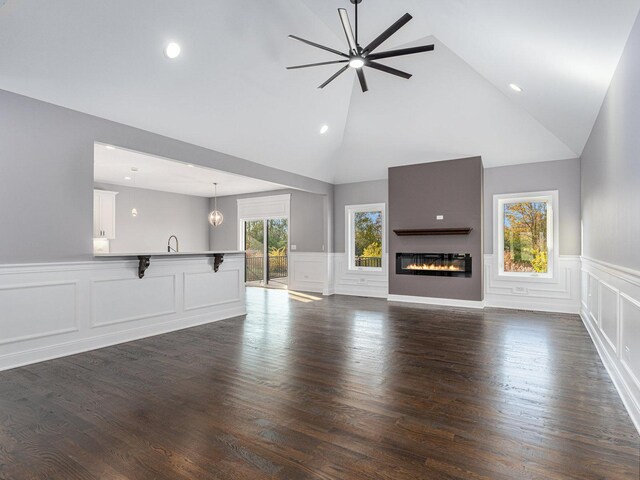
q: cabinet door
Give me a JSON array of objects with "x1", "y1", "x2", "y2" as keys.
[
  {"x1": 99, "y1": 192, "x2": 117, "y2": 239},
  {"x1": 93, "y1": 191, "x2": 102, "y2": 237},
  {"x1": 93, "y1": 190, "x2": 117, "y2": 239}
]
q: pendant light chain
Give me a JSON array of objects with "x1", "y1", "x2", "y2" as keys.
[{"x1": 208, "y1": 182, "x2": 224, "y2": 227}]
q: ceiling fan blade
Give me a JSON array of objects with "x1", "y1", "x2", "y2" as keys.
[
  {"x1": 367, "y1": 44, "x2": 435, "y2": 61},
  {"x1": 356, "y1": 68, "x2": 369, "y2": 93},
  {"x1": 364, "y1": 13, "x2": 412, "y2": 54},
  {"x1": 287, "y1": 60, "x2": 349, "y2": 70},
  {"x1": 367, "y1": 61, "x2": 412, "y2": 79},
  {"x1": 288, "y1": 35, "x2": 349, "y2": 58},
  {"x1": 318, "y1": 65, "x2": 350, "y2": 89},
  {"x1": 338, "y1": 8, "x2": 358, "y2": 54}
]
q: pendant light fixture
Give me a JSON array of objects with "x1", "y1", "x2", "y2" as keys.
[
  {"x1": 208, "y1": 182, "x2": 224, "y2": 227},
  {"x1": 131, "y1": 167, "x2": 139, "y2": 217}
]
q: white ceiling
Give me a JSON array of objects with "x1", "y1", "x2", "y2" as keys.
[
  {"x1": 94, "y1": 144, "x2": 287, "y2": 197},
  {"x1": 1, "y1": 0, "x2": 638, "y2": 184}
]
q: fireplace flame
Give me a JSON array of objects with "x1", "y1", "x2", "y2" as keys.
[{"x1": 405, "y1": 263, "x2": 463, "y2": 271}]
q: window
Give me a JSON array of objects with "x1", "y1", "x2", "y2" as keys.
[
  {"x1": 346, "y1": 203, "x2": 385, "y2": 271},
  {"x1": 495, "y1": 191, "x2": 557, "y2": 278}
]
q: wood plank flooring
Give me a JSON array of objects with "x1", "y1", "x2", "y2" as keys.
[{"x1": 0, "y1": 288, "x2": 638, "y2": 479}]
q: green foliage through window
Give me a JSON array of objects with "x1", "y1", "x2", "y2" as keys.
[
  {"x1": 503, "y1": 201, "x2": 549, "y2": 273},
  {"x1": 353, "y1": 211, "x2": 382, "y2": 268}
]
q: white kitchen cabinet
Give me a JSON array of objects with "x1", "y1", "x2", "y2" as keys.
[{"x1": 93, "y1": 190, "x2": 118, "y2": 239}]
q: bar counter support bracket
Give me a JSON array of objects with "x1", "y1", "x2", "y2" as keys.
[
  {"x1": 214, "y1": 254, "x2": 224, "y2": 272},
  {"x1": 135, "y1": 253, "x2": 225, "y2": 279},
  {"x1": 138, "y1": 256, "x2": 151, "y2": 279}
]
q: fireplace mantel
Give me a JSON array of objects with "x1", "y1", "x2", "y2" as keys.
[{"x1": 393, "y1": 228, "x2": 473, "y2": 236}]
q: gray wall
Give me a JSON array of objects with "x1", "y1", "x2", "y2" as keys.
[
  {"x1": 581, "y1": 12, "x2": 640, "y2": 270},
  {"x1": 388, "y1": 158, "x2": 484, "y2": 301},
  {"x1": 209, "y1": 189, "x2": 327, "y2": 253},
  {"x1": 94, "y1": 183, "x2": 209, "y2": 253},
  {"x1": 333, "y1": 180, "x2": 389, "y2": 253},
  {"x1": 0, "y1": 89, "x2": 332, "y2": 264},
  {"x1": 483, "y1": 158, "x2": 581, "y2": 255}
]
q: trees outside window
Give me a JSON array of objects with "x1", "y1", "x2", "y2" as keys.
[
  {"x1": 496, "y1": 192, "x2": 556, "y2": 278},
  {"x1": 347, "y1": 204, "x2": 385, "y2": 271}
]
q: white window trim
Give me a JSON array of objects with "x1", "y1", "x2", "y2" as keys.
[
  {"x1": 345, "y1": 203, "x2": 386, "y2": 273},
  {"x1": 493, "y1": 190, "x2": 559, "y2": 282},
  {"x1": 237, "y1": 194, "x2": 291, "y2": 251}
]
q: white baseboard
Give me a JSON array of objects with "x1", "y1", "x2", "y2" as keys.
[
  {"x1": 387, "y1": 294, "x2": 484, "y2": 309},
  {"x1": 0, "y1": 256, "x2": 246, "y2": 372}
]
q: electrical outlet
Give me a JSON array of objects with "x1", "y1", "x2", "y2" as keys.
[
  {"x1": 436, "y1": 215, "x2": 444, "y2": 220},
  {"x1": 291, "y1": 245, "x2": 297, "y2": 251}
]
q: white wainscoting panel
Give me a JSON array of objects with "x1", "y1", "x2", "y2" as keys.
[
  {"x1": 0, "y1": 255, "x2": 246, "y2": 371},
  {"x1": 288, "y1": 252, "x2": 326, "y2": 293},
  {"x1": 332, "y1": 253, "x2": 388, "y2": 298},
  {"x1": 0, "y1": 281, "x2": 79, "y2": 345},
  {"x1": 599, "y1": 281, "x2": 619, "y2": 353},
  {"x1": 484, "y1": 254, "x2": 581, "y2": 313},
  {"x1": 588, "y1": 272, "x2": 600, "y2": 325},
  {"x1": 184, "y1": 269, "x2": 241, "y2": 311},
  {"x1": 91, "y1": 275, "x2": 177, "y2": 327},
  {"x1": 581, "y1": 257, "x2": 640, "y2": 434}
]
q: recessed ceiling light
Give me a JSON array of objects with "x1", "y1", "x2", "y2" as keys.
[
  {"x1": 124, "y1": 176, "x2": 132, "y2": 181},
  {"x1": 509, "y1": 83, "x2": 523, "y2": 93},
  {"x1": 320, "y1": 125, "x2": 329, "y2": 134},
  {"x1": 164, "y1": 42, "x2": 181, "y2": 59},
  {"x1": 105, "y1": 145, "x2": 115, "y2": 150}
]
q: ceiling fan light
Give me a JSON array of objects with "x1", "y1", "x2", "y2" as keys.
[{"x1": 349, "y1": 57, "x2": 365, "y2": 69}]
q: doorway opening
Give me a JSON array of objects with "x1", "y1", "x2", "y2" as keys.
[{"x1": 244, "y1": 218, "x2": 288, "y2": 289}]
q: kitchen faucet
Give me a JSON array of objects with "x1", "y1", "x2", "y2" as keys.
[{"x1": 167, "y1": 235, "x2": 179, "y2": 253}]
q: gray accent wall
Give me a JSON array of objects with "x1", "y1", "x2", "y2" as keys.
[
  {"x1": 94, "y1": 183, "x2": 209, "y2": 253},
  {"x1": 581, "y1": 12, "x2": 640, "y2": 270},
  {"x1": 333, "y1": 180, "x2": 388, "y2": 253},
  {"x1": 0, "y1": 89, "x2": 332, "y2": 264},
  {"x1": 388, "y1": 158, "x2": 484, "y2": 301},
  {"x1": 483, "y1": 158, "x2": 581, "y2": 255},
  {"x1": 209, "y1": 189, "x2": 327, "y2": 253}
]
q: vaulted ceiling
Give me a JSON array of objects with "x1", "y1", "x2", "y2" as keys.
[{"x1": 1, "y1": 0, "x2": 638, "y2": 184}]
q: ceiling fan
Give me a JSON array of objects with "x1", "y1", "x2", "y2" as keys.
[{"x1": 287, "y1": 0, "x2": 434, "y2": 93}]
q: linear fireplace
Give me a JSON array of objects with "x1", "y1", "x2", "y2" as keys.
[{"x1": 396, "y1": 253, "x2": 472, "y2": 277}]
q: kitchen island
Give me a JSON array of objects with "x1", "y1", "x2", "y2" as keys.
[{"x1": 0, "y1": 251, "x2": 246, "y2": 371}]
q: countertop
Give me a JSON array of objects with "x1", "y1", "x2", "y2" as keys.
[{"x1": 95, "y1": 251, "x2": 244, "y2": 258}]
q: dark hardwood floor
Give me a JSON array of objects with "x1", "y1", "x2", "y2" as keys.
[{"x1": 0, "y1": 288, "x2": 638, "y2": 479}]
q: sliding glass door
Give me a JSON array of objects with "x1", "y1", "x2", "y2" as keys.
[{"x1": 244, "y1": 218, "x2": 288, "y2": 287}]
